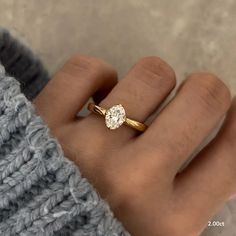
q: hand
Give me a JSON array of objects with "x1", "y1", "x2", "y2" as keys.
[{"x1": 34, "y1": 55, "x2": 235, "y2": 236}]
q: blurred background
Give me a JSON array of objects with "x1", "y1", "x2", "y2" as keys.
[{"x1": 1, "y1": 0, "x2": 236, "y2": 235}]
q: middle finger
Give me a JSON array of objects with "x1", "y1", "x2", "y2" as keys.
[{"x1": 141, "y1": 72, "x2": 231, "y2": 174}]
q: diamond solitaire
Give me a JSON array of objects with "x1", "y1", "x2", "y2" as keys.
[
  {"x1": 105, "y1": 104, "x2": 126, "y2": 130},
  {"x1": 88, "y1": 103, "x2": 147, "y2": 132}
]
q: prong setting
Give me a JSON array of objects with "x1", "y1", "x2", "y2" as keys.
[{"x1": 105, "y1": 104, "x2": 126, "y2": 130}]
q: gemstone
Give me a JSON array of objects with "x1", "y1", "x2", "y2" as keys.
[{"x1": 105, "y1": 104, "x2": 126, "y2": 130}]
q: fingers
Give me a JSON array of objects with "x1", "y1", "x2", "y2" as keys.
[
  {"x1": 97, "y1": 56, "x2": 176, "y2": 136},
  {"x1": 101, "y1": 57, "x2": 176, "y2": 121},
  {"x1": 173, "y1": 98, "x2": 236, "y2": 230},
  {"x1": 34, "y1": 55, "x2": 117, "y2": 128},
  {"x1": 142, "y1": 73, "x2": 231, "y2": 173}
]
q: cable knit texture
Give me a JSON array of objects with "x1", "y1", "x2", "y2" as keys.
[{"x1": 0, "y1": 31, "x2": 130, "y2": 236}]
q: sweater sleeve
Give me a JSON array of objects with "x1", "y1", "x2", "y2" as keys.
[
  {"x1": 0, "y1": 29, "x2": 49, "y2": 100},
  {"x1": 0, "y1": 65, "x2": 130, "y2": 236}
]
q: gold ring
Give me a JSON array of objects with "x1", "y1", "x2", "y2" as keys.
[{"x1": 87, "y1": 103, "x2": 147, "y2": 132}]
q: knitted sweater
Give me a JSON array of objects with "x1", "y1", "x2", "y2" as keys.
[{"x1": 0, "y1": 30, "x2": 129, "y2": 236}]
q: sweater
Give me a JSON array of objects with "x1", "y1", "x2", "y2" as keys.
[{"x1": 0, "y1": 29, "x2": 130, "y2": 236}]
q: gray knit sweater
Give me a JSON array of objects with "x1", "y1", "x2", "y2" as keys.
[{"x1": 0, "y1": 30, "x2": 129, "y2": 236}]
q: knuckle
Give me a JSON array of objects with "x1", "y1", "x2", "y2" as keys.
[
  {"x1": 68, "y1": 54, "x2": 99, "y2": 72},
  {"x1": 186, "y1": 72, "x2": 231, "y2": 111},
  {"x1": 66, "y1": 54, "x2": 116, "y2": 78},
  {"x1": 133, "y1": 56, "x2": 176, "y2": 89}
]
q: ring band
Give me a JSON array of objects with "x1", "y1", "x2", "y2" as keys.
[{"x1": 87, "y1": 103, "x2": 147, "y2": 132}]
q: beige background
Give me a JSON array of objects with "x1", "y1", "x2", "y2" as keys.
[{"x1": 1, "y1": 0, "x2": 236, "y2": 235}]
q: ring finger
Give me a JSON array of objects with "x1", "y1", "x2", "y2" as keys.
[{"x1": 86, "y1": 56, "x2": 176, "y2": 140}]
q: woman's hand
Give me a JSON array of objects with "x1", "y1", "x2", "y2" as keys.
[{"x1": 34, "y1": 55, "x2": 235, "y2": 236}]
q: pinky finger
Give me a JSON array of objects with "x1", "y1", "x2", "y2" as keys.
[{"x1": 174, "y1": 97, "x2": 236, "y2": 231}]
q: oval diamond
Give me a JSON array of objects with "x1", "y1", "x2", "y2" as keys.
[{"x1": 105, "y1": 104, "x2": 126, "y2": 130}]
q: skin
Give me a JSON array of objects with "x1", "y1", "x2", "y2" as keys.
[{"x1": 34, "y1": 55, "x2": 236, "y2": 236}]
